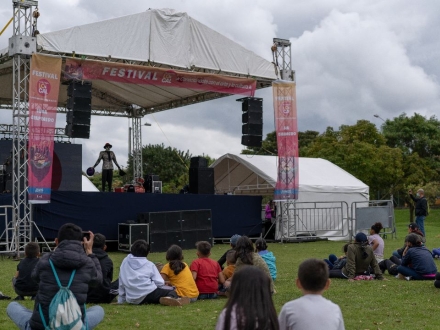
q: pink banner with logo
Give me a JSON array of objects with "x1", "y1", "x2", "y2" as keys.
[
  {"x1": 273, "y1": 80, "x2": 299, "y2": 200},
  {"x1": 64, "y1": 58, "x2": 256, "y2": 96},
  {"x1": 28, "y1": 54, "x2": 62, "y2": 203}
]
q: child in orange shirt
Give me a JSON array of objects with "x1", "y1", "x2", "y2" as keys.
[
  {"x1": 218, "y1": 250, "x2": 236, "y2": 295},
  {"x1": 160, "y1": 245, "x2": 199, "y2": 302}
]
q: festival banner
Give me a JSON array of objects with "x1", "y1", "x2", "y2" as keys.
[
  {"x1": 28, "y1": 54, "x2": 62, "y2": 203},
  {"x1": 273, "y1": 80, "x2": 299, "y2": 200},
  {"x1": 64, "y1": 58, "x2": 256, "y2": 96}
]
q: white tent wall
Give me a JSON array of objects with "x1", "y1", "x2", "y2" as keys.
[{"x1": 211, "y1": 154, "x2": 370, "y2": 240}]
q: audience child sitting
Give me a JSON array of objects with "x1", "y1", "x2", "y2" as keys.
[
  {"x1": 215, "y1": 266, "x2": 279, "y2": 330},
  {"x1": 324, "y1": 243, "x2": 349, "y2": 270},
  {"x1": 278, "y1": 259, "x2": 345, "y2": 330},
  {"x1": 218, "y1": 234, "x2": 241, "y2": 268},
  {"x1": 160, "y1": 245, "x2": 199, "y2": 302},
  {"x1": 118, "y1": 239, "x2": 189, "y2": 306},
  {"x1": 12, "y1": 242, "x2": 40, "y2": 301},
  {"x1": 87, "y1": 233, "x2": 118, "y2": 304},
  {"x1": 218, "y1": 250, "x2": 236, "y2": 294},
  {"x1": 329, "y1": 233, "x2": 384, "y2": 280},
  {"x1": 235, "y1": 236, "x2": 274, "y2": 292},
  {"x1": 190, "y1": 241, "x2": 224, "y2": 299},
  {"x1": 368, "y1": 222, "x2": 384, "y2": 262},
  {"x1": 255, "y1": 238, "x2": 277, "y2": 281},
  {"x1": 392, "y1": 223, "x2": 425, "y2": 259},
  {"x1": 396, "y1": 233, "x2": 437, "y2": 280}
]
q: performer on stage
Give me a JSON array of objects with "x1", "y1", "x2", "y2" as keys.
[{"x1": 93, "y1": 143, "x2": 121, "y2": 192}]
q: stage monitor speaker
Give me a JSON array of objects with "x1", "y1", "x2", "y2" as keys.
[
  {"x1": 190, "y1": 156, "x2": 208, "y2": 168},
  {"x1": 118, "y1": 223, "x2": 149, "y2": 252},
  {"x1": 189, "y1": 167, "x2": 214, "y2": 194},
  {"x1": 144, "y1": 174, "x2": 160, "y2": 193},
  {"x1": 66, "y1": 110, "x2": 91, "y2": 125},
  {"x1": 149, "y1": 232, "x2": 168, "y2": 253},
  {"x1": 241, "y1": 135, "x2": 262, "y2": 148},
  {"x1": 181, "y1": 209, "x2": 211, "y2": 230},
  {"x1": 67, "y1": 81, "x2": 92, "y2": 98},
  {"x1": 242, "y1": 123, "x2": 262, "y2": 135},
  {"x1": 65, "y1": 124, "x2": 90, "y2": 139}
]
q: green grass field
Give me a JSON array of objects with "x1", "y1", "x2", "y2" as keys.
[{"x1": 1, "y1": 208, "x2": 440, "y2": 329}]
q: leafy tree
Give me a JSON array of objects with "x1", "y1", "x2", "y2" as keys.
[
  {"x1": 126, "y1": 143, "x2": 192, "y2": 193},
  {"x1": 302, "y1": 120, "x2": 404, "y2": 199}
]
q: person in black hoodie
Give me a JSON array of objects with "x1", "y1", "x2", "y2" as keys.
[
  {"x1": 6, "y1": 223, "x2": 104, "y2": 330},
  {"x1": 87, "y1": 233, "x2": 118, "y2": 303}
]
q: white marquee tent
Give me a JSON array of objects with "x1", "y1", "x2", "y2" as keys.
[{"x1": 211, "y1": 154, "x2": 370, "y2": 239}]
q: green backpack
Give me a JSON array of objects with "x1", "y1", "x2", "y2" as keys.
[{"x1": 39, "y1": 259, "x2": 87, "y2": 330}]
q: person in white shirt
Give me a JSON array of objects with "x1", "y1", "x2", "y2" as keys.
[
  {"x1": 278, "y1": 259, "x2": 345, "y2": 330},
  {"x1": 118, "y1": 240, "x2": 189, "y2": 307}
]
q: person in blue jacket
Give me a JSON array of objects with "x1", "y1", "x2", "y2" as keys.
[
  {"x1": 255, "y1": 238, "x2": 277, "y2": 281},
  {"x1": 397, "y1": 233, "x2": 437, "y2": 280}
]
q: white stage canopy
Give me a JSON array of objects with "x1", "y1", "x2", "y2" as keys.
[
  {"x1": 211, "y1": 153, "x2": 369, "y2": 202},
  {"x1": 0, "y1": 8, "x2": 277, "y2": 117}
]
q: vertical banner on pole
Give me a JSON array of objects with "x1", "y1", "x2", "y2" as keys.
[
  {"x1": 273, "y1": 80, "x2": 299, "y2": 200},
  {"x1": 28, "y1": 54, "x2": 62, "y2": 203}
]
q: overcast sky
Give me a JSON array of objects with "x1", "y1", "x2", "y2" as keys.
[{"x1": 1, "y1": 0, "x2": 439, "y2": 173}]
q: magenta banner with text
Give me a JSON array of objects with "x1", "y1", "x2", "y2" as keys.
[
  {"x1": 28, "y1": 54, "x2": 62, "y2": 203},
  {"x1": 273, "y1": 80, "x2": 299, "y2": 200}
]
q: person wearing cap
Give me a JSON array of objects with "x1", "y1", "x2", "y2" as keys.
[
  {"x1": 217, "y1": 234, "x2": 241, "y2": 269},
  {"x1": 408, "y1": 188, "x2": 428, "y2": 236},
  {"x1": 93, "y1": 143, "x2": 121, "y2": 192},
  {"x1": 392, "y1": 223, "x2": 425, "y2": 259},
  {"x1": 329, "y1": 232, "x2": 384, "y2": 280}
]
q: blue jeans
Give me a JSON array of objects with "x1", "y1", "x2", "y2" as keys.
[
  {"x1": 7, "y1": 302, "x2": 105, "y2": 330},
  {"x1": 396, "y1": 266, "x2": 431, "y2": 280},
  {"x1": 416, "y1": 216, "x2": 426, "y2": 236},
  {"x1": 392, "y1": 250, "x2": 402, "y2": 259},
  {"x1": 198, "y1": 293, "x2": 218, "y2": 300}
]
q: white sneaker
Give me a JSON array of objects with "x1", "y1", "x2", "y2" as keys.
[{"x1": 159, "y1": 297, "x2": 182, "y2": 307}]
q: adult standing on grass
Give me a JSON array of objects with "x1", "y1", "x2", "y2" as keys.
[
  {"x1": 409, "y1": 188, "x2": 428, "y2": 236},
  {"x1": 329, "y1": 233, "x2": 384, "y2": 281}
]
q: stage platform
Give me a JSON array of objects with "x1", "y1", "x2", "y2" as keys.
[{"x1": 0, "y1": 192, "x2": 262, "y2": 242}]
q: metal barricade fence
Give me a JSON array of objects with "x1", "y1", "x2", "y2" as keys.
[
  {"x1": 276, "y1": 201, "x2": 350, "y2": 242},
  {"x1": 351, "y1": 200, "x2": 396, "y2": 239}
]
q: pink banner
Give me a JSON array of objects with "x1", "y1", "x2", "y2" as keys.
[
  {"x1": 28, "y1": 54, "x2": 62, "y2": 203},
  {"x1": 273, "y1": 81, "x2": 299, "y2": 200},
  {"x1": 64, "y1": 58, "x2": 256, "y2": 96}
]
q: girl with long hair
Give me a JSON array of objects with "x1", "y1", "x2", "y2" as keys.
[
  {"x1": 368, "y1": 222, "x2": 385, "y2": 262},
  {"x1": 215, "y1": 266, "x2": 279, "y2": 330},
  {"x1": 160, "y1": 245, "x2": 199, "y2": 302},
  {"x1": 234, "y1": 236, "x2": 274, "y2": 292}
]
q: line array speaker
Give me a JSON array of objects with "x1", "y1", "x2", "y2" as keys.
[
  {"x1": 65, "y1": 81, "x2": 92, "y2": 139},
  {"x1": 241, "y1": 97, "x2": 263, "y2": 147}
]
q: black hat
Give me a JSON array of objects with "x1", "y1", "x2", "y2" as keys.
[{"x1": 103, "y1": 143, "x2": 112, "y2": 149}]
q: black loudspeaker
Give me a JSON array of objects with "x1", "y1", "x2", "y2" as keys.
[
  {"x1": 190, "y1": 156, "x2": 208, "y2": 168},
  {"x1": 118, "y1": 223, "x2": 149, "y2": 251},
  {"x1": 241, "y1": 97, "x2": 263, "y2": 147},
  {"x1": 149, "y1": 232, "x2": 168, "y2": 253},
  {"x1": 66, "y1": 110, "x2": 91, "y2": 125},
  {"x1": 242, "y1": 123, "x2": 262, "y2": 135},
  {"x1": 68, "y1": 81, "x2": 92, "y2": 98},
  {"x1": 65, "y1": 124, "x2": 90, "y2": 139},
  {"x1": 66, "y1": 81, "x2": 92, "y2": 139},
  {"x1": 144, "y1": 174, "x2": 160, "y2": 193},
  {"x1": 189, "y1": 168, "x2": 214, "y2": 194},
  {"x1": 241, "y1": 135, "x2": 262, "y2": 148}
]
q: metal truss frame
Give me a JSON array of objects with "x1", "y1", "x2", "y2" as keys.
[
  {"x1": 9, "y1": 0, "x2": 38, "y2": 258},
  {"x1": 272, "y1": 38, "x2": 295, "y2": 82},
  {"x1": 131, "y1": 115, "x2": 143, "y2": 180}
]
